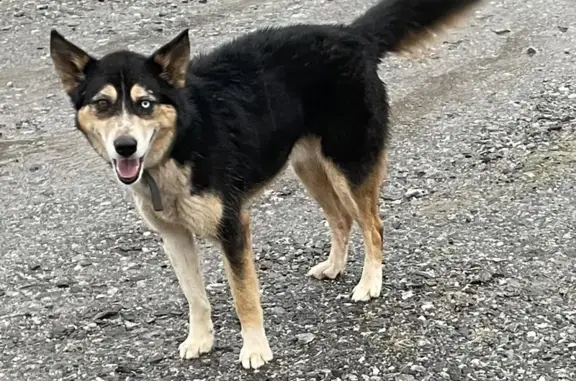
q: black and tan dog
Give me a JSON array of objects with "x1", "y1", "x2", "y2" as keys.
[{"x1": 50, "y1": 0, "x2": 483, "y2": 369}]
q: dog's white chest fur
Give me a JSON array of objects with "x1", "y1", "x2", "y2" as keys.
[{"x1": 130, "y1": 160, "x2": 223, "y2": 237}]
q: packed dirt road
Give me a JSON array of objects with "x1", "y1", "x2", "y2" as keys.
[{"x1": 1, "y1": 0, "x2": 575, "y2": 380}]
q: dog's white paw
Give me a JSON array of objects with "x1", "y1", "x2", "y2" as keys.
[
  {"x1": 240, "y1": 328, "x2": 273, "y2": 369},
  {"x1": 179, "y1": 331, "x2": 214, "y2": 359},
  {"x1": 307, "y1": 259, "x2": 345, "y2": 280},
  {"x1": 351, "y1": 267, "x2": 383, "y2": 302}
]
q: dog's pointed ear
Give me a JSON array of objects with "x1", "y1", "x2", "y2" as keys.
[
  {"x1": 50, "y1": 30, "x2": 96, "y2": 93},
  {"x1": 150, "y1": 29, "x2": 190, "y2": 88}
]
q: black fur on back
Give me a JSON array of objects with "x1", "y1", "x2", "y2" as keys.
[{"x1": 171, "y1": 24, "x2": 386, "y2": 199}]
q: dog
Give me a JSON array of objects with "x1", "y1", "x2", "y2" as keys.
[{"x1": 50, "y1": 0, "x2": 483, "y2": 369}]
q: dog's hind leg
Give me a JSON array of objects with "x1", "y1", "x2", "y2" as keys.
[
  {"x1": 348, "y1": 153, "x2": 386, "y2": 302},
  {"x1": 160, "y1": 225, "x2": 214, "y2": 358},
  {"x1": 322, "y1": 152, "x2": 387, "y2": 302},
  {"x1": 220, "y1": 210, "x2": 272, "y2": 369},
  {"x1": 291, "y1": 138, "x2": 353, "y2": 279}
]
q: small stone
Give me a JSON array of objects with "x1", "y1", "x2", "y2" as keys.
[
  {"x1": 402, "y1": 290, "x2": 414, "y2": 300},
  {"x1": 526, "y1": 47, "x2": 537, "y2": 56},
  {"x1": 118, "y1": 244, "x2": 139, "y2": 253},
  {"x1": 470, "y1": 270, "x2": 493, "y2": 284},
  {"x1": 94, "y1": 309, "x2": 120, "y2": 320},
  {"x1": 412, "y1": 270, "x2": 435, "y2": 279},
  {"x1": 50, "y1": 326, "x2": 73, "y2": 339},
  {"x1": 56, "y1": 279, "x2": 71, "y2": 288},
  {"x1": 410, "y1": 364, "x2": 426, "y2": 373},
  {"x1": 29, "y1": 164, "x2": 41, "y2": 172},
  {"x1": 295, "y1": 333, "x2": 316, "y2": 344},
  {"x1": 149, "y1": 354, "x2": 164, "y2": 364},
  {"x1": 493, "y1": 29, "x2": 510, "y2": 35},
  {"x1": 37, "y1": 4, "x2": 48, "y2": 10},
  {"x1": 558, "y1": 26, "x2": 568, "y2": 32},
  {"x1": 115, "y1": 365, "x2": 135, "y2": 374},
  {"x1": 29, "y1": 263, "x2": 41, "y2": 271},
  {"x1": 270, "y1": 306, "x2": 286, "y2": 315},
  {"x1": 206, "y1": 283, "x2": 226, "y2": 291},
  {"x1": 331, "y1": 369, "x2": 343, "y2": 377},
  {"x1": 527, "y1": 331, "x2": 537, "y2": 342},
  {"x1": 405, "y1": 188, "x2": 426, "y2": 199},
  {"x1": 421, "y1": 302, "x2": 434, "y2": 311},
  {"x1": 69, "y1": 286, "x2": 83, "y2": 293},
  {"x1": 6, "y1": 81, "x2": 13, "y2": 88}
]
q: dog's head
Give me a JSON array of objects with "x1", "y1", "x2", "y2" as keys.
[{"x1": 49, "y1": 29, "x2": 190, "y2": 185}]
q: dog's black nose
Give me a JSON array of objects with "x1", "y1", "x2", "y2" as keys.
[{"x1": 114, "y1": 136, "x2": 138, "y2": 157}]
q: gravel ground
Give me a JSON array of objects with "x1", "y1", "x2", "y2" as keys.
[{"x1": 1, "y1": 0, "x2": 576, "y2": 380}]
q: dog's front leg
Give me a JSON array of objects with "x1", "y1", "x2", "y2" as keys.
[
  {"x1": 160, "y1": 225, "x2": 214, "y2": 359},
  {"x1": 220, "y1": 210, "x2": 272, "y2": 369}
]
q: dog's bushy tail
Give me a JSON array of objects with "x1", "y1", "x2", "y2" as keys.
[{"x1": 350, "y1": 0, "x2": 483, "y2": 56}]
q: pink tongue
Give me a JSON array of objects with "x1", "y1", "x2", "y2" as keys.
[{"x1": 116, "y1": 158, "x2": 140, "y2": 178}]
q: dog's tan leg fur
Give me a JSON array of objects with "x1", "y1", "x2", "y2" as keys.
[
  {"x1": 160, "y1": 225, "x2": 214, "y2": 358},
  {"x1": 347, "y1": 154, "x2": 387, "y2": 301},
  {"x1": 293, "y1": 138, "x2": 387, "y2": 302},
  {"x1": 325, "y1": 155, "x2": 386, "y2": 301},
  {"x1": 291, "y1": 141, "x2": 353, "y2": 279},
  {"x1": 223, "y1": 211, "x2": 272, "y2": 369}
]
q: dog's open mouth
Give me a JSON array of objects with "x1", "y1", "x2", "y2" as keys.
[{"x1": 114, "y1": 157, "x2": 143, "y2": 184}]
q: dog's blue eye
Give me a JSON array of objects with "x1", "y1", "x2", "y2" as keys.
[{"x1": 140, "y1": 100, "x2": 152, "y2": 109}]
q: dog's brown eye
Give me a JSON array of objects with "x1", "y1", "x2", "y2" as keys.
[{"x1": 94, "y1": 99, "x2": 110, "y2": 111}]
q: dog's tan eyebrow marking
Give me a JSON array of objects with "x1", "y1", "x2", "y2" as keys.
[
  {"x1": 92, "y1": 84, "x2": 118, "y2": 102},
  {"x1": 130, "y1": 84, "x2": 156, "y2": 102}
]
